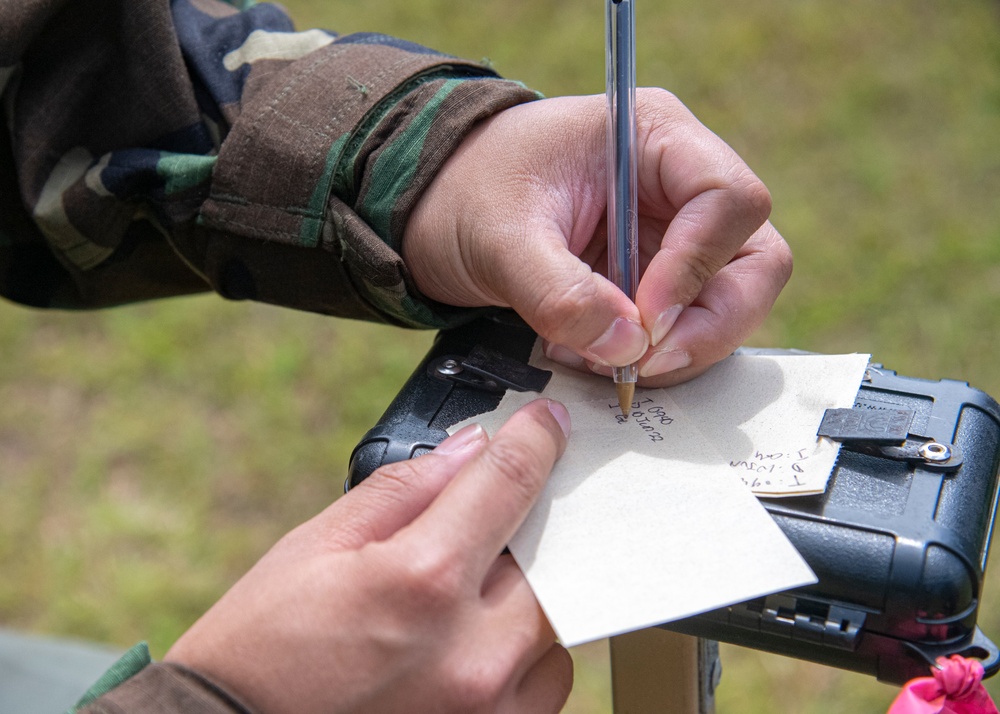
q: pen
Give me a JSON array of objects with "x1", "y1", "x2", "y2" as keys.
[{"x1": 606, "y1": 0, "x2": 639, "y2": 418}]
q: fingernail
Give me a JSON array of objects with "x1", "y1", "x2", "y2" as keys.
[
  {"x1": 544, "y1": 342, "x2": 585, "y2": 368},
  {"x1": 584, "y1": 318, "x2": 648, "y2": 366},
  {"x1": 547, "y1": 400, "x2": 572, "y2": 438},
  {"x1": 651, "y1": 305, "x2": 684, "y2": 347},
  {"x1": 639, "y1": 349, "x2": 692, "y2": 378},
  {"x1": 435, "y1": 424, "x2": 486, "y2": 455},
  {"x1": 589, "y1": 362, "x2": 613, "y2": 377}
]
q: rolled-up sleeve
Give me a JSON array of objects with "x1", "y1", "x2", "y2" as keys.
[
  {"x1": 78, "y1": 662, "x2": 252, "y2": 714},
  {"x1": 0, "y1": 0, "x2": 539, "y2": 327}
]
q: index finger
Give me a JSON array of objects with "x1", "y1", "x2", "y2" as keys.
[
  {"x1": 633, "y1": 89, "x2": 772, "y2": 345},
  {"x1": 404, "y1": 399, "x2": 570, "y2": 580}
]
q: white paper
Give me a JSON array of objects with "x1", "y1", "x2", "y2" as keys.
[
  {"x1": 668, "y1": 353, "x2": 871, "y2": 496},
  {"x1": 470, "y1": 346, "x2": 870, "y2": 498},
  {"x1": 513, "y1": 393, "x2": 817, "y2": 646},
  {"x1": 448, "y1": 347, "x2": 868, "y2": 646}
]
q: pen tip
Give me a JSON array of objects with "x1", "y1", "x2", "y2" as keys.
[{"x1": 616, "y1": 382, "x2": 635, "y2": 419}]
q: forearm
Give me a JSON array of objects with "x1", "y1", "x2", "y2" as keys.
[{"x1": 0, "y1": 0, "x2": 538, "y2": 325}]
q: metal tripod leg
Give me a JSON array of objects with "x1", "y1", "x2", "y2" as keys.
[{"x1": 610, "y1": 629, "x2": 720, "y2": 714}]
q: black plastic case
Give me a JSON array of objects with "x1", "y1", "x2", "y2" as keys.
[{"x1": 347, "y1": 313, "x2": 1000, "y2": 685}]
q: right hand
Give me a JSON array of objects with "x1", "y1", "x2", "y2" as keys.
[{"x1": 404, "y1": 90, "x2": 791, "y2": 387}]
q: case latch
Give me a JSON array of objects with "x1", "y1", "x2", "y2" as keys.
[
  {"x1": 430, "y1": 346, "x2": 552, "y2": 394},
  {"x1": 755, "y1": 594, "x2": 867, "y2": 650},
  {"x1": 817, "y1": 408, "x2": 964, "y2": 473},
  {"x1": 703, "y1": 594, "x2": 867, "y2": 651}
]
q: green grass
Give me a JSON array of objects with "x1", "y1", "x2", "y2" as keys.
[{"x1": 2, "y1": 1, "x2": 999, "y2": 712}]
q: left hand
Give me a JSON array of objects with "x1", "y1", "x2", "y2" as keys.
[
  {"x1": 403, "y1": 90, "x2": 791, "y2": 386},
  {"x1": 164, "y1": 400, "x2": 574, "y2": 714}
]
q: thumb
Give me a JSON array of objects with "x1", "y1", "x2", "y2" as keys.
[
  {"x1": 488, "y1": 229, "x2": 648, "y2": 368},
  {"x1": 312, "y1": 424, "x2": 489, "y2": 549}
]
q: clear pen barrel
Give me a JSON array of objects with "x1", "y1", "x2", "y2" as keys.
[{"x1": 606, "y1": 0, "x2": 638, "y2": 385}]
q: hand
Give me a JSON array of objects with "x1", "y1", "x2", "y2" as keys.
[
  {"x1": 165, "y1": 399, "x2": 574, "y2": 714},
  {"x1": 404, "y1": 90, "x2": 791, "y2": 386}
]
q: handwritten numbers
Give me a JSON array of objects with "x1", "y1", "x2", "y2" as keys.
[
  {"x1": 608, "y1": 397, "x2": 673, "y2": 442},
  {"x1": 730, "y1": 448, "x2": 811, "y2": 490}
]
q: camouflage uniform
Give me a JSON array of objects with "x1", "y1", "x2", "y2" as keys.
[
  {"x1": 1, "y1": 1, "x2": 540, "y2": 710},
  {"x1": 1, "y1": 0, "x2": 539, "y2": 329}
]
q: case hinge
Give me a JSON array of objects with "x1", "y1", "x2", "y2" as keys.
[{"x1": 817, "y1": 407, "x2": 964, "y2": 473}]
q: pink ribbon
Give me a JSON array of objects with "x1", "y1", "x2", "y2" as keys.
[{"x1": 887, "y1": 656, "x2": 998, "y2": 714}]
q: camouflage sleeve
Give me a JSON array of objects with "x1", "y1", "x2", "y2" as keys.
[
  {"x1": 77, "y1": 662, "x2": 253, "y2": 714},
  {"x1": 0, "y1": 0, "x2": 540, "y2": 327}
]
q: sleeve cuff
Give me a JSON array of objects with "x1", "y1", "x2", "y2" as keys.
[
  {"x1": 75, "y1": 658, "x2": 251, "y2": 714},
  {"x1": 191, "y1": 34, "x2": 540, "y2": 327},
  {"x1": 70, "y1": 641, "x2": 152, "y2": 712}
]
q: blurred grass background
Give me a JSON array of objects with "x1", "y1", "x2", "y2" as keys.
[{"x1": 2, "y1": 0, "x2": 999, "y2": 712}]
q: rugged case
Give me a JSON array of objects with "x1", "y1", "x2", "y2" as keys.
[{"x1": 346, "y1": 313, "x2": 1000, "y2": 685}]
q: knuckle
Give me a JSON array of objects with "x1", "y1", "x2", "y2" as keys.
[
  {"x1": 370, "y1": 458, "x2": 424, "y2": 490},
  {"x1": 445, "y1": 659, "x2": 505, "y2": 712},
  {"x1": 681, "y1": 249, "x2": 722, "y2": 294},
  {"x1": 772, "y1": 234, "x2": 794, "y2": 285},
  {"x1": 726, "y1": 167, "x2": 773, "y2": 227},
  {"x1": 530, "y1": 274, "x2": 600, "y2": 344},
  {"x1": 395, "y1": 545, "x2": 465, "y2": 610},
  {"x1": 744, "y1": 177, "x2": 773, "y2": 225},
  {"x1": 551, "y1": 646, "x2": 576, "y2": 704},
  {"x1": 481, "y1": 438, "x2": 551, "y2": 501},
  {"x1": 478, "y1": 438, "x2": 548, "y2": 504},
  {"x1": 747, "y1": 223, "x2": 794, "y2": 289},
  {"x1": 637, "y1": 86, "x2": 682, "y2": 114},
  {"x1": 636, "y1": 88, "x2": 689, "y2": 143}
]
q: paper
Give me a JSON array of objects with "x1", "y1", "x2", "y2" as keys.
[
  {"x1": 668, "y1": 353, "x2": 871, "y2": 496},
  {"x1": 449, "y1": 346, "x2": 868, "y2": 647}
]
